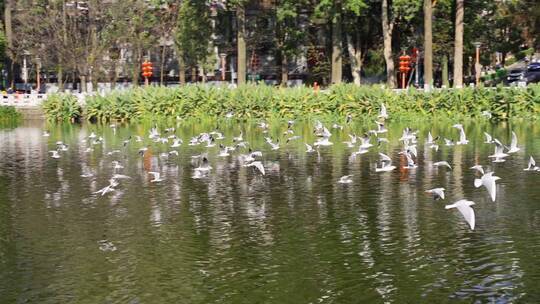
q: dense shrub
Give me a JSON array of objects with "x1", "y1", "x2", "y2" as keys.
[
  {"x1": 44, "y1": 84, "x2": 540, "y2": 122},
  {"x1": 41, "y1": 93, "x2": 82, "y2": 122},
  {"x1": 0, "y1": 105, "x2": 21, "y2": 121}
]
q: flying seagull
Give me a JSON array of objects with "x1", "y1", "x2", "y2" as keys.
[
  {"x1": 148, "y1": 172, "x2": 164, "y2": 182},
  {"x1": 338, "y1": 175, "x2": 353, "y2": 184},
  {"x1": 376, "y1": 153, "x2": 396, "y2": 172},
  {"x1": 425, "y1": 188, "x2": 445, "y2": 200},
  {"x1": 433, "y1": 161, "x2": 452, "y2": 170},
  {"x1": 524, "y1": 156, "x2": 539, "y2": 171},
  {"x1": 244, "y1": 161, "x2": 265, "y2": 175},
  {"x1": 506, "y1": 131, "x2": 520, "y2": 154},
  {"x1": 474, "y1": 172, "x2": 500, "y2": 202},
  {"x1": 378, "y1": 103, "x2": 388, "y2": 119},
  {"x1": 470, "y1": 165, "x2": 485, "y2": 175},
  {"x1": 445, "y1": 199, "x2": 476, "y2": 230},
  {"x1": 489, "y1": 139, "x2": 508, "y2": 162},
  {"x1": 453, "y1": 124, "x2": 469, "y2": 145}
]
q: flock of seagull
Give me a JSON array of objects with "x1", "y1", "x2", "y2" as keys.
[{"x1": 44, "y1": 103, "x2": 539, "y2": 231}]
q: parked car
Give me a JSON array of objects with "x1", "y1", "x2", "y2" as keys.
[
  {"x1": 506, "y1": 68, "x2": 526, "y2": 85},
  {"x1": 523, "y1": 63, "x2": 540, "y2": 84}
]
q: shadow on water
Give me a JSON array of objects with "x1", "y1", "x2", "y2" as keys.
[{"x1": 0, "y1": 119, "x2": 539, "y2": 303}]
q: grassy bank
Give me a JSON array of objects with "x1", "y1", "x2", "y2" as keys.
[
  {"x1": 42, "y1": 84, "x2": 540, "y2": 122},
  {"x1": 0, "y1": 105, "x2": 21, "y2": 122}
]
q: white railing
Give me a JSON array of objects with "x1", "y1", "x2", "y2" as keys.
[{"x1": 1, "y1": 93, "x2": 88, "y2": 107}]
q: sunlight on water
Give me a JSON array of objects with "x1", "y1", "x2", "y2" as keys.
[{"x1": 0, "y1": 119, "x2": 539, "y2": 303}]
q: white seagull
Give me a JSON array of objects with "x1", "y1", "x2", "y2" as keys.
[
  {"x1": 378, "y1": 103, "x2": 388, "y2": 119},
  {"x1": 49, "y1": 150, "x2": 60, "y2": 159},
  {"x1": 484, "y1": 132, "x2": 494, "y2": 144},
  {"x1": 453, "y1": 124, "x2": 469, "y2": 145},
  {"x1": 474, "y1": 172, "x2": 500, "y2": 202},
  {"x1": 489, "y1": 139, "x2": 508, "y2": 162},
  {"x1": 425, "y1": 188, "x2": 445, "y2": 200},
  {"x1": 445, "y1": 200, "x2": 476, "y2": 230},
  {"x1": 524, "y1": 156, "x2": 539, "y2": 171},
  {"x1": 244, "y1": 161, "x2": 266, "y2": 175},
  {"x1": 506, "y1": 131, "x2": 520, "y2": 153},
  {"x1": 148, "y1": 172, "x2": 164, "y2": 182},
  {"x1": 433, "y1": 161, "x2": 452, "y2": 170},
  {"x1": 338, "y1": 175, "x2": 353, "y2": 184},
  {"x1": 470, "y1": 165, "x2": 485, "y2": 175},
  {"x1": 375, "y1": 153, "x2": 396, "y2": 172}
]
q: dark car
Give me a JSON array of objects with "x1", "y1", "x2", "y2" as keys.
[
  {"x1": 523, "y1": 63, "x2": 540, "y2": 84},
  {"x1": 506, "y1": 68, "x2": 526, "y2": 85}
]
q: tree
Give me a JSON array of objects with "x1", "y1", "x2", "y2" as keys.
[
  {"x1": 343, "y1": 0, "x2": 376, "y2": 86},
  {"x1": 176, "y1": 0, "x2": 213, "y2": 83},
  {"x1": 228, "y1": 0, "x2": 248, "y2": 85},
  {"x1": 381, "y1": 0, "x2": 395, "y2": 88},
  {"x1": 152, "y1": 1, "x2": 180, "y2": 85},
  {"x1": 315, "y1": 0, "x2": 366, "y2": 85},
  {"x1": 453, "y1": 0, "x2": 464, "y2": 87},
  {"x1": 381, "y1": 0, "x2": 421, "y2": 88},
  {"x1": 423, "y1": 0, "x2": 433, "y2": 89},
  {"x1": 275, "y1": 0, "x2": 307, "y2": 86},
  {"x1": 3, "y1": 0, "x2": 13, "y2": 87}
]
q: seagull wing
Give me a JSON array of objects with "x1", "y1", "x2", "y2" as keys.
[
  {"x1": 483, "y1": 174, "x2": 498, "y2": 202},
  {"x1": 530, "y1": 156, "x2": 536, "y2": 168},
  {"x1": 511, "y1": 131, "x2": 518, "y2": 149},
  {"x1": 456, "y1": 203, "x2": 475, "y2": 230},
  {"x1": 379, "y1": 152, "x2": 392, "y2": 163},
  {"x1": 252, "y1": 161, "x2": 266, "y2": 175},
  {"x1": 434, "y1": 188, "x2": 445, "y2": 200},
  {"x1": 405, "y1": 152, "x2": 415, "y2": 167},
  {"x1": 380, "y1": 103, "x2": 387, "y2": 117},
  {"x1": 484, "y1": 132, "x2": 492, "y2": 143},
  {"x1": 459, "y1": 128, "x2": 467, "y2": 143}
]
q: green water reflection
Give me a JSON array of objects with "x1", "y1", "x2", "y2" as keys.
[{"x1": 0, "y1": 119, "x2": 539, "y2": 303}]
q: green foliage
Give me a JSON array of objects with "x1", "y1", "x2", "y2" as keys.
[
  {"x1": 72, "y1": 84, "x2": 540, "y2": 123},
  {"x1": 176, "y1": 0, "x2": 214, "y2": 69},
  {"x1": 42, "y1": 94, "x2": 82, "y2": 122},
  {"x1": 0, "y1": 106, "x2": 21, "y2": 121}
]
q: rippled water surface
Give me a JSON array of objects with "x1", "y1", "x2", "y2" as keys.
[{"x1": 1, "y1": 119, "x2": 539, "y2": 303}]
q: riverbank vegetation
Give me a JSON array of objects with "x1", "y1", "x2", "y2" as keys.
[
  {"x1": 41, "y1": 84, "x2": 540, "y2": 123},
  {"x1": 41, "y1": 94, "x2": 82, "y2": 122},
  {"x1": 0, "y1": 105, "x2": 21, "y2": 121}
]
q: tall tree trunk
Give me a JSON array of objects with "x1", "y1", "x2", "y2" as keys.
[
  {"x1": 178, "y1": 52, "x2": 186, "y2": 85},
  {"x1": 200, "y1": 65, "x2": 207, "y2": 83},
  {"x1": 382, "y1": 0, "x2": 395, "y2": 88},
  {"x1": 453, "y1": 0, "x2": 464, "y2": 88},
  {"x1": 4, "y1": 0, "x2": 14, "y2": 87},
  {"x1": 191, "y1": 67, "x2": 197, "y2": 82},
  {"x1": 346, "y1": 33, "x2": 362, "y2": 86},
  {"x1": 281, "y1": 53, "x2": 288, "y2": 86},
  {"x1": 423, "y1": 0, "x2": 433, "y2": 90},
  {"x1": 442, "y1": 55, "x2": 449, "y2": 87},
  {"x1": 111, "y1": 60, "x2": 117, "y2": 89},
  {"x1": 132, "y1": 49, "x2": 141, "y2": 87},
  {"x1": 236, "y1": 5, "x2": 246, "y2": 85},
  {"x1": 57, "y1": 65, "x2": 64, "y2": 92},
  {"x1": 331, "y1": 0, "x2": 343, "y2": 85},
  {"x1": 160, "y1": 46, "x2": 166, "y2": 85},
  {"x1": 80, "y1": 75, "x2": 87, "y2": 93}
]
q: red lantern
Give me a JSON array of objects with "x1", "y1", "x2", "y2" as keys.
[
  {"x1": 399, "y1": 54, "x2": 412, "y2": 88},
  {"x1": 399, "y1": 55, "x2": 411, "y2": 73},
  {"x1": 141, "y1": 61, "x2": 153, "y2": 85},
  {"x1": 141, "y1": 61, "x2": 153, "y2": 78}
]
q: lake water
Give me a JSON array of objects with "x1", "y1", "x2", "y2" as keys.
[{"x1": 0, "y1": 119, "x2": 539, "y2": 303}]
